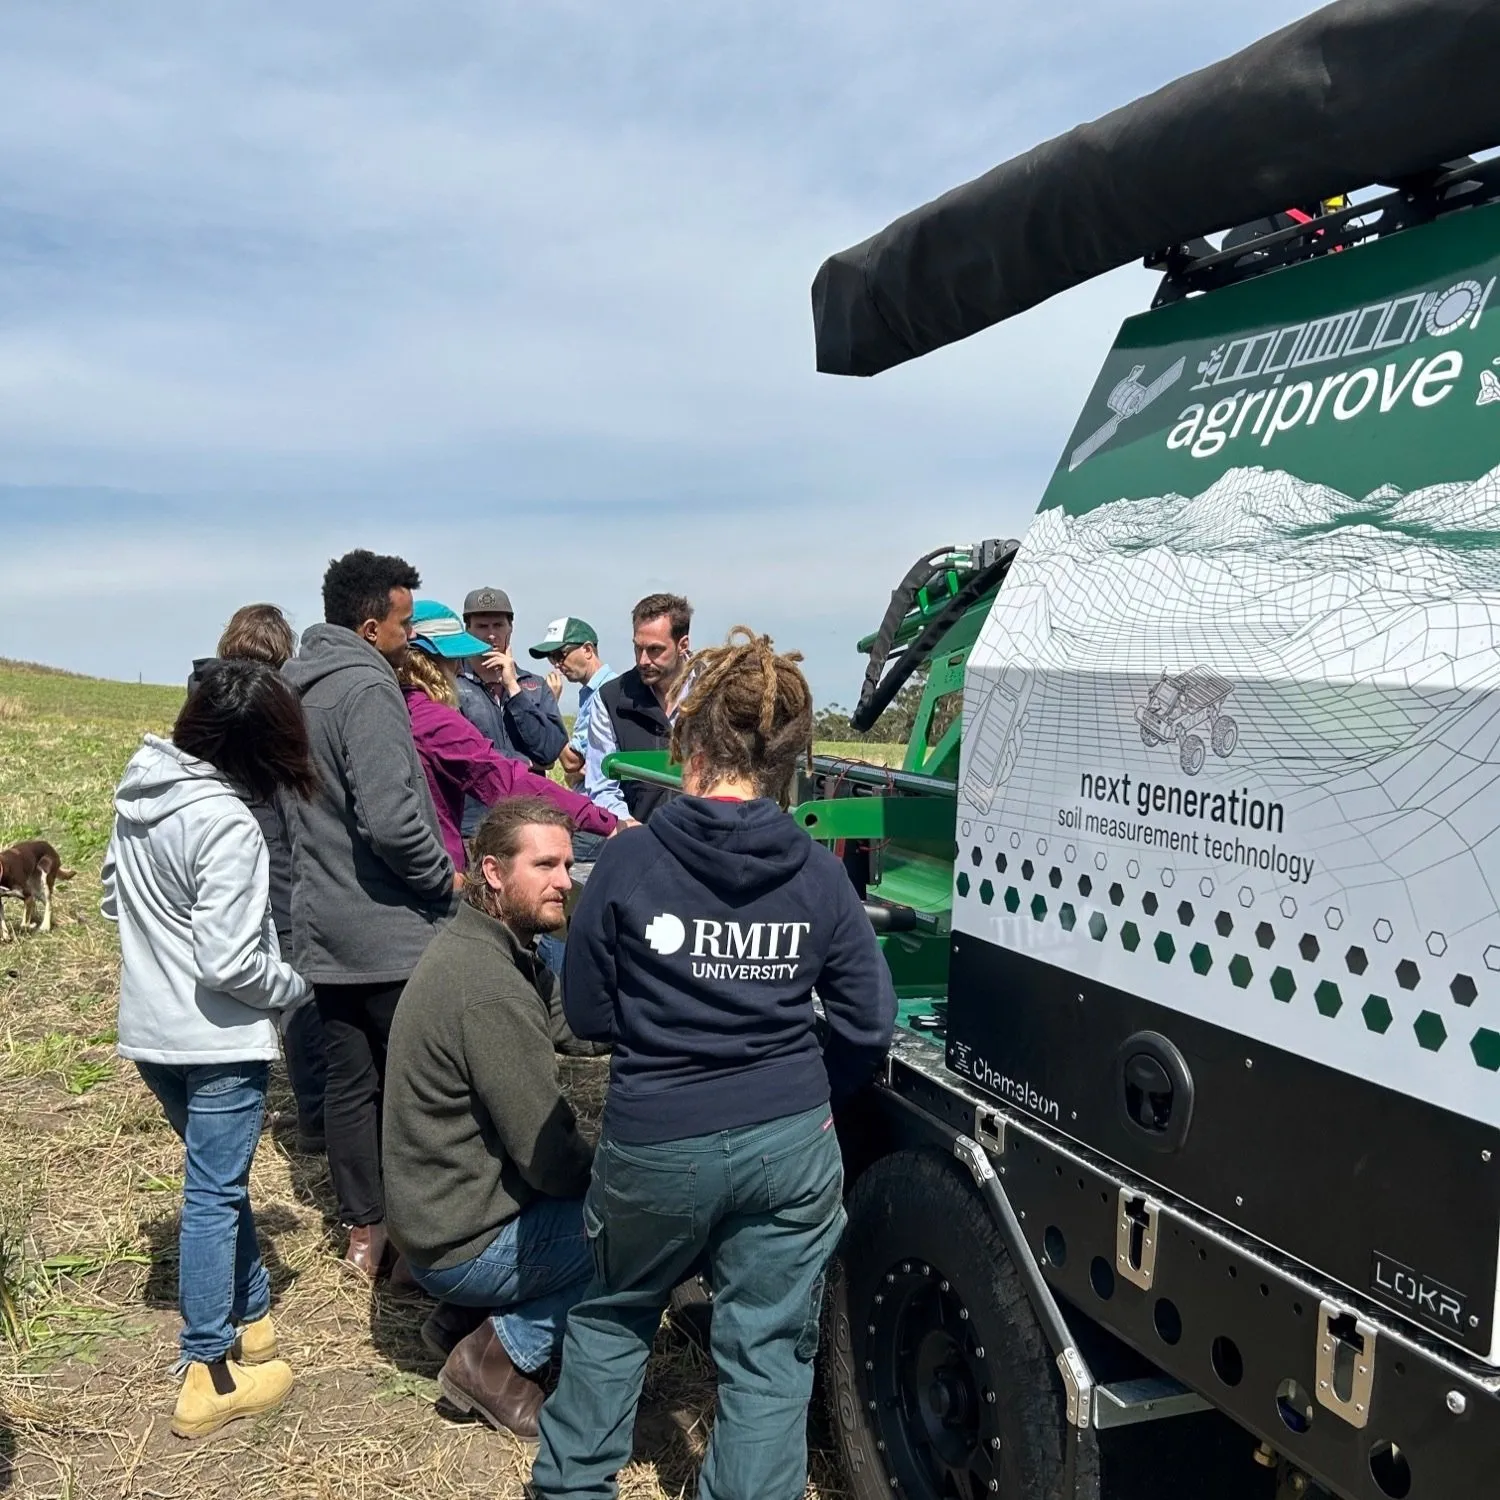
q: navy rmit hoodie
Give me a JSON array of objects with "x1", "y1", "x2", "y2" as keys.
[{"x1": 562, "y1": 796, "x2": 898, "y2": 1145}]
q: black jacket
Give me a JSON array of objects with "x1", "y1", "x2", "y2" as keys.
[
  {"x1": 596, "y1": 668, "x2": 677, "y2": 823},
  {"x1": 562, "y1": 795, "x2": 897, "y2": 1145}
]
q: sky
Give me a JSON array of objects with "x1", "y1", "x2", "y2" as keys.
[{"x1": 0, "y1": 1, "x2": 1327, "y2": 711}]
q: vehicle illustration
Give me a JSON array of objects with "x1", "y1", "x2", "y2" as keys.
[
  {"x1": 962, "y1": 660, "x2": 1033, "y2": 810},
  {"x1": 1135, "y1": 666, "x2": 1238, "y2": 774}
]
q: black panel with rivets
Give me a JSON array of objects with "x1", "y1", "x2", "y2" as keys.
[{"x1": 943, "y1": 934, "x2": 1500, "y2": 1366}]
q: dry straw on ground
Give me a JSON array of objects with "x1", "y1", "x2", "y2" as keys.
[{"x1": 0, "y1": 661, "x2": 861, "y2": 1500}]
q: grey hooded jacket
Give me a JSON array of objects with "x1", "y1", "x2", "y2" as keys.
[
  {"x1": 103, "y1": 736, "x2": 310, "y2": 1065},
  {"x1": 282, "y1": 624, "x2": 455, "y2": 984}
]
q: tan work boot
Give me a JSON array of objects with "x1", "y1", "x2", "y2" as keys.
[
  {"x1": 233, "y1": 1313, "x2": 278, "y2": 1365},
  {"x1": 171, "y1": 1356, "x2": 295, "y2": 1438}
]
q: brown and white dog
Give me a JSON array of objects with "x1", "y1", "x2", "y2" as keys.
[{"x1": 0, "y1": 840, "x2": 75, "y2": 941}]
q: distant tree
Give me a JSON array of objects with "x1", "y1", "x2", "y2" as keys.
[{"x1": 815, "y1": 668, "x2": 937, "y2": 746}]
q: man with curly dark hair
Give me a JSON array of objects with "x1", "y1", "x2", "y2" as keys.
[{"x1": 283, "y1": 549, "x2": 458, "y2": 1279}]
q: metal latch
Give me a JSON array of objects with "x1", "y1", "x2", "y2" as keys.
[
  {"x1": 1116, "y1": 1191, "x2": 1161, "y2": 1290},
  {"x1": 1057, "y1": 1346, "x2": 1094, "y2": 1429},
  {"x1": 1315, "y1": 1301, "x2": 1376, "y2": 1428},
  {"x1": 975, "y1": 1105, "x2": 1005, "y2": 1155}
]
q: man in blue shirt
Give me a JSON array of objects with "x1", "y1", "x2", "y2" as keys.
[
  {"x1": 456, "y1": 587, "x2": 568, "y2": 840},
  {"x1": 526, "y1": 617, "x2": 617, "y2": 792}
]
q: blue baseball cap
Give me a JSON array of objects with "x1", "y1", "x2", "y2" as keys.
[{"x1": 410, "y1": 598, "x2": 490, "y2": 659}]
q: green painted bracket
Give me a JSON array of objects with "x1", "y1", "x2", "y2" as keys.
[
  {"x1": 792, "y1": 794, "x2": 955, "y2": 841},
  {"x1": 600, "y1": 750, "x2": 681, "y2": 790}
]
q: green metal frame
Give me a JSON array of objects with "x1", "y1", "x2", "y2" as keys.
[{"x1": 853, "y1": 549, "x2": 1001, "y2": 781}]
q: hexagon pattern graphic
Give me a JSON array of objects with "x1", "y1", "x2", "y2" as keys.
[
  {"x1": 1413, "y1": 1011, "x2": 1447, "y2": 1052},
  {"x1": 1314, "y1": 980, "x2": 1343, "y2": 1018},
  {"x1": 965, "y1": 826, "x2": 1500, "y2": 1072},
  {"x1": 1472, "y1": 1029, "x2": 1500, "y2": 1072}
]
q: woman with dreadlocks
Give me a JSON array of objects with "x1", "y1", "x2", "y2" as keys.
[{"x1": 530, "y1": 628, "x2": 896, "y2": 1500}]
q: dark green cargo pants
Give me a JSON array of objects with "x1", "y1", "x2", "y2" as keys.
[{"x1": 530, "y1": 1103, "x2": 845, "y2": 1500}]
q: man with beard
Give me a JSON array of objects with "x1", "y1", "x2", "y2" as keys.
[
  {"x1": 583, "y1": 592, "x2": 692, "y2": 825},
  {"x1": 382, "y1": 799, "x2": 595, "y2": 1441}
]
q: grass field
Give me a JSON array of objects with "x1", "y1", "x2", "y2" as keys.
[{"x1": 0, "y1": 660, "x2": 899, "y2": 1498}]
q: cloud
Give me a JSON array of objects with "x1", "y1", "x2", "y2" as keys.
[{"x1": 0, "y1": 1, "x2": 1326, "y2": 703}]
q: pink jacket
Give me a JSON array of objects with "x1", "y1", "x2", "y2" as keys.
[{"x1": 403, "y1": 688, "x2": 617, "y2": 867}]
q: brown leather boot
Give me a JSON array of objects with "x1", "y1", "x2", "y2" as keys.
[
  {"x1": 436, "y1": 1319, "x2": 543, "y2": 1440},
  {"x1": 421, "y1": 1301, "x2": 487, "y2": 1359},
  {"x1": 343, "y1": 1222, "x2": 388, "y2": 1281}
]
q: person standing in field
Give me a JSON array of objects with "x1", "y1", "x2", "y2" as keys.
[
  {"x1": 527, "y1": 616, "x2": 615, "y2": 787},
  {"x1": 103, "y1": 661, "x2": 315, "y2": 1438},
  {"x1": 188, "y1": 603, "x2": 328, "y2": 1156},
  {"x1": 457, "y1": 586, "x2": 568, "y2": 838},
  {"x1": 582, "y1": 593, "x2": 692, "y2": 826},
  {"x1": 530, "y1": 628, "x2": 897, "y2": 1500},
  {"x1": 527, "y1": 616, "x2": 617, "y2": 857},
  {"x1": 282, "y1": 550, "x2": 457, "y2": 1280}
]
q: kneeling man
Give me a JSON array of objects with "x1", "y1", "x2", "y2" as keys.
[{"x1": 384, "y1": 798, "x2": 594, "y2": 1440}]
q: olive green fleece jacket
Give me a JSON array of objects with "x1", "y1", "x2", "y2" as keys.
[{"x1": 382, "y1": 901, "x2": 595, "y2": 1271}]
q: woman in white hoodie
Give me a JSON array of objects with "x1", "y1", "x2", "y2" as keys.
[{"x1": 103, "y1": 660, "x2": 316, "y2": 1439}]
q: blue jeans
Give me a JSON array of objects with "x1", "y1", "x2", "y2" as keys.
[
  {"x1": 531, "y1": 1104, "x2": 846, "y2": 1500},
  {"x1": 570, "y1": 831, "x2": 607, "y2": 865},
  {"x1": 135, "y1": 1061, "x2": 272, "y2": 1366},
  {"x1": 536, "y1": 934, "x2": 566, "y2": 979},
  {"x1": 410, "y1": 1196, "x2": 591, "y2": 1374}
]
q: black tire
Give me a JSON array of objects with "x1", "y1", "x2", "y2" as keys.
[
  {"x1": 1139, "y1": 725, "x2": 1162, "y2": 747},
  {"x1": 666, "y1": 1273, "x2": 713, "y2": 1352},
  {"x1": 1179, "y1": 734, "x2": 1205, "y2": 776},
  {"x1": 1211, "y1": 716, "x2": 1237, "y2": 758},
  {"x1": 821, "y1": 1149, "x2": 1097, "y2": 1500}
]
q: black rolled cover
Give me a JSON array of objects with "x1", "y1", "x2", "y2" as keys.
[{"x1": 813, "y1": 0, "x2": 1500, "y2": 376}]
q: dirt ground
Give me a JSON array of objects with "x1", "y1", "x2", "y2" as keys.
[{"x1": 0, "y1": 663, "x2": 855, "y2": 1499}]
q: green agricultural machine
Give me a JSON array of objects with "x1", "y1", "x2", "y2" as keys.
[{"x1": 608, "y1": 4, "x2": 1500, "y2": 1497}]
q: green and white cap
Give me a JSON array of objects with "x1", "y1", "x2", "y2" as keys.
[{"x1": 528, "y1": 617, "x2": 598, "y2": 659}]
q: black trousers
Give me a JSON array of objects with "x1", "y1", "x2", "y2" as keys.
[
  {"x1": 313, "y1": 980, "x2": 405, "y2": 1226},
  {"x1": 282, "y1": 999, "x2": 328, "y2": 1133}
]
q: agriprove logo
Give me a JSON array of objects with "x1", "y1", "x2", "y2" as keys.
[{"x1": 1163, "y1": 275, "x2": 1494, "y2": 461}]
